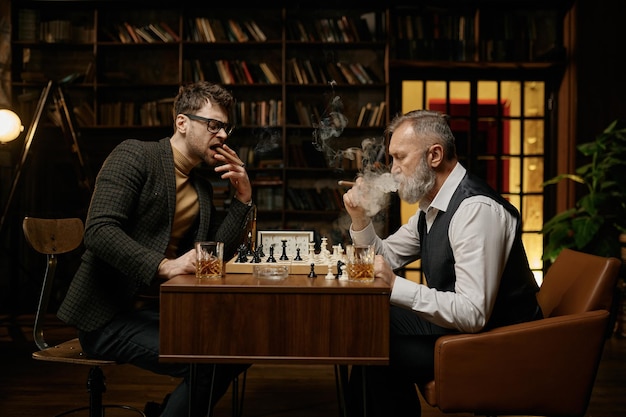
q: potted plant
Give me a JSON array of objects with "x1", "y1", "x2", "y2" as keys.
[{"x1": 541, "y1": 119, "x2": 626, "y2": 262}]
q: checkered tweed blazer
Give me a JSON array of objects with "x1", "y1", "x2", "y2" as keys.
[{"x1": 58, "y1": 138, "x2": 251, "y2": 332}]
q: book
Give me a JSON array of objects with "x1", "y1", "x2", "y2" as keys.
[
  {"x1": 226, "y1": 19, "x2": 249, "y2": 42},
  {"x1": 115, "y1": 24, "x2": 132, "y2": 43},
  {"x1": 159, "y1": 21, "x2": 181, "y2": 42},
  {"x1": 195, "y1": 17, "x2": 212, "y2": 42},
  {"x1": 134, "y1": 26, "x2": 157, "y2": 43},
  {"x1": 289, "y1": 58, "x2": 305, "y2": 84},
  {"x1": 356, "y1": 103, "x2": 370, "y2": 127},
  {"x1": 302, "y1": 60, "x2": 319, "y2": 84},
  {"x1": 375, "y1": 101, "x2": 386, "y2": 126},
  {"x1": 123, "y1": 22, "x2": 141, "y2": 43},
  {"x1": 207, "y1": 19, "x2": 228, "y2": 42},
  {"x1": 240, "y1": 61, "x2": 255, "y2": 84},
  {"x1": 244, "y1": 20, "x2": 267, "y2": 42},
  {"x1": 336, "y1": 62, "x2": 358, "y2": 85},
  {"x1": 259, "y1": 62, "x2": 280, "y2": 84},
  {"x1": 148, "y1": 23, "x2": 171, "y2": 43}
]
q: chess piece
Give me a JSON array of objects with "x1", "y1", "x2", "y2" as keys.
[
  {"x1": 336, "y1": 260, "x2": 345, "y2": 279},
  {"x1": 266, "y1": 245, "x2": 277, "y2": 263},
  {"x1": 308, "y1": 263, "x2": 317, "y2": 278},
  {"x1": 279, "y1": 239, "x2": 289, "y2": 261},
  {"x1": 246, "y1": 231, "x2": 254, "y2": 256},
  {"x1": 339, "y1": 264, "x2": 348, "y2": 281},
  {"x1": 294, "y1": 248, "x2": 302, "y2": 261},
  {"x1": 258, "y1": 244, "x2": 265, "y2": 258},
  {"x1": 325, "y1": 264, "x2": 335, "y2": 280},
  {"x1": 236, "y1": 244, "x2": 248, "y2": 263},
  {"x1": 252, "y1": 247, "x2": 262, "y2": 263}
]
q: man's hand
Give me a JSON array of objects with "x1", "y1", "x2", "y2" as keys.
[
  {"x1": 214, "y1": 144, "x2": 252, "y2": 204},
  {"x1": 342, "y1": 177, "x2": 370, "y2": 231},
  {"x1": 374, "y1": 254, "x2": 396, "y2": 287},
  {"x1": 158, "y1": 249, "x2": 197, "y2": 280}
]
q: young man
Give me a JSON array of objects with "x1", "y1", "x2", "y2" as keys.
[
  {"x1": 343, "y1": 110, "x2": 542, "y2": 416},
  {"x1": 58, "y1": 81, "x2": 253, "y2": 416}
]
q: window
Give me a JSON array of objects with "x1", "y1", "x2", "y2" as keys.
[{"x1": 398, "y1": 78, "x2": 549, "y2": 285}]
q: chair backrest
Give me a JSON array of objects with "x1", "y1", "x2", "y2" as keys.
[
  {"x1": 22, "y1": 217, "x2": 84, "y2": 350},
  {"x1": 537, "y1": 248, "x2": 622, "y2": 318}
]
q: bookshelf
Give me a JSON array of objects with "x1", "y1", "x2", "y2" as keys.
[
  {"x1": 9, "y1": 2, "x2": 573, "y2": 252},
  {"x1": 10, "y1": 3, "x2": 389, "y2": 248}
]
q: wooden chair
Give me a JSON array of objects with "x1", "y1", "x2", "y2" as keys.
[
  {"x1": 23, "y1": 217, "x2": 146, "y2": 417},
  {"x1": 418, "y1": 248, "x2": 622, "y2": 417}
]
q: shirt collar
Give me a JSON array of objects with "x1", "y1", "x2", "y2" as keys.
[{"x1": 419, "y1": 162, "x2": 466, "y2": 214}]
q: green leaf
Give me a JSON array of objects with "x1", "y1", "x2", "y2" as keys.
[
  {"x1": 542, "y1": 174, "x2": 584, "y2": 187},
  {"x1": 572, "y1": 215, "x2": 603, "y2": 248}
]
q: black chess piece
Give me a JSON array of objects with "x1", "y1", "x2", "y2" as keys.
[
  {"x1": 266, "y1": 245, "x2": 277, "y2": 263},
  {"x1": 308, "y1": 263, "x2": 317, "y2": 278},
  {"x1": 336, "y1": 260, "x2": 345, "y2": 279},
  {"x1": 294, "y1": 248, "x2": 302, "y2": 261},
  {"x1": 236, "y1": 244, "x2": 248, "y2": 263},
  {"x1": 252, "y1": 247, "x2": 262, "y2": 263},
  {"x1": 258, "y1": 244, "x2": 265, "y2": 258},
  {"x1": 246, "y1": 231, "x2": 254, "y2": 256},
  {"x1": 279, "y1": 239, "x2": 289, "y2": 261}
]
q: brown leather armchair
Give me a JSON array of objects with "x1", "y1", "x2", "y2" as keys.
[{"x1": 419, "y1": 248, "x2": 622, "y2": 417}]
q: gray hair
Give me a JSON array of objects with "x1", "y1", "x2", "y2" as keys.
[{"x1": 387, "y1": 109, "x2": 457, "y2": 160}]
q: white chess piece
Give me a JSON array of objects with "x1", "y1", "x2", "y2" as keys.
[
  {"x1": 339, "y1": 264, "x2": 348, "y2": 281},
  {"x1": 325, "y1": 263, "x2": 335, "y2": 280}
]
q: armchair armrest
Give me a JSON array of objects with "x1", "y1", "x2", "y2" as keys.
[{"x1": 424, "y1": 310, "x2": 610, "y2": 416}]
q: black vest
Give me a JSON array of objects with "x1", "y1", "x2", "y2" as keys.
[{"x1": 420, "y1": 172, "x2": 541, "y2": 330}]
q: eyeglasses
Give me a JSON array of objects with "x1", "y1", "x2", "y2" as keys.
[{"x1": 183, "y1": 114, "x2": 234, "y2": 136}]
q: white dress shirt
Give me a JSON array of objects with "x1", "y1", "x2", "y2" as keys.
[{"x1": 350, "y1": 163, "x2": 518, "y2": 333}]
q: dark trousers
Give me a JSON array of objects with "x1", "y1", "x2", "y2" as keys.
[
  {"x1": 79, "y1": 306, "x2": 249, "y2": 417},
  {"x1": 348, "y1": 305, "x2": 458, "y2": 417}
]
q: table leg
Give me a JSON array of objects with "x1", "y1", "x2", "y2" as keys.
[
  {"x1": 336, "y1": 365, "x2": 370, "y2": 417},
  {"x1": 360, "y1": 366, "x2": 368, "y2": 417},
  {"x1": 188, "y1": 363, "x2": 196, "y2": 417},
  {"x1": 207, "y1": 364, "x2": 216, "y2": 417},
  {"x1": 335, "y1": 365, "x2": 349, "y2": 417}
]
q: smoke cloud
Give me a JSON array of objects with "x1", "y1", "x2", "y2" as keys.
[{"x1": 311, "y1": 92, "x2": 398, "y2": 217}]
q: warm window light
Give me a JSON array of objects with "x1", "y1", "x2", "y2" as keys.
[{"x1": 0, "y1": 109, "x2": 24, "y2": 143}]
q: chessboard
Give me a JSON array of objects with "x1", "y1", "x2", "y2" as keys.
[
  {"x1": 226, "y1": 236, "x2": 347, "y2": 276},
  {"x1": 226, "y1": 257, "x2": 340, "y2": 275}
]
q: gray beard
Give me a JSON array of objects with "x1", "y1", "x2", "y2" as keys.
[{"x1": 396, "y1": 157, "x2": 436, "y2": 204}]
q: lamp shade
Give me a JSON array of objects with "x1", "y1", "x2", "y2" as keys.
[{"x1": 0, "y1": 109, "x2": 24, "y2": 143}]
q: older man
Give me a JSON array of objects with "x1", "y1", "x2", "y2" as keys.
[{"x1": 342, "y1": 109, "x2": 542, "y2": 416}]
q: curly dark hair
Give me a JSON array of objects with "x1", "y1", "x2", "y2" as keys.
[{"x1": 172, "y1": 81, "x2": 235, "y2": 121}]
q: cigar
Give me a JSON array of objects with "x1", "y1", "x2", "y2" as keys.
[
  {"x1": 338, "y1": 180, "x2": 356, "y2": 187},
  {"x1": 215, "y1": 146, "x2": 245, "y2": 167}
]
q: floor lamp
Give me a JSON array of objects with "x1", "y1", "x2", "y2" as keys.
[{"x1": 0, "y1": 80, "x2": 92, "y2": 238}]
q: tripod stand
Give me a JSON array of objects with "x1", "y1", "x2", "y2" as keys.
[{"x1": 0, "y1": 80, "x2": 92, "y2": 237}]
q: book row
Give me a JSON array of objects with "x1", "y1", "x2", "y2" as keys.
[
  {"x1": 187, "y1": 17, "x2": 267, "y2": 43},
  {"x1": 393, "y1": 10, "x2": 561, "y2": 62},
  {"x1": 293, "y1": 100, "x2": 385, "y2": 128},
  {"x1": 286, "y1": 15, "x2": 377, "y2": 43},
  {"x1": 98, "y1": 99, "x2": 173, "y2": 127},
  {"x1": 287, "y1": 59, "x2": 380, "y2": 86},
  {"x1": 185, "y1": 59, "x2": 280, "y2": 86},
  {"x1": 105, "y1": 21, "x2": 180, "y2": 44}
]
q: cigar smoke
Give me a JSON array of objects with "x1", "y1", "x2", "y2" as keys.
[
  {"x1": 311, "y1": 91, "x2": 399, "y2": 219},
  {"x1": 252, "y1": 127, "x2": 281, "y2": 158},
  {"x1": 354, "y1": 171, "x2": 398, "y2": 217}
]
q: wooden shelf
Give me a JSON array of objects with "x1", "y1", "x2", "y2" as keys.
[{"x1": 10, "y1": 2, "x2": 570, "y2": 248}]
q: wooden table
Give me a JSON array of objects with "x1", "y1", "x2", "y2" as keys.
[
  {"x1": 160, "y1": 273, "x2": 390, "y2": 363},
  {"x1": 159, "y1": 273, "x2": 390, "y2": 416}
]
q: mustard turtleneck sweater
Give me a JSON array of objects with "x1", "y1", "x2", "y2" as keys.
[{"x1": 167, "y1": 145, "x2": 200, "y2": 258}]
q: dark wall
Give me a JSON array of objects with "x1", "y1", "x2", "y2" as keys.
[{"x1": 576, "y1": 0, "x2": 626, "y2": 142}]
